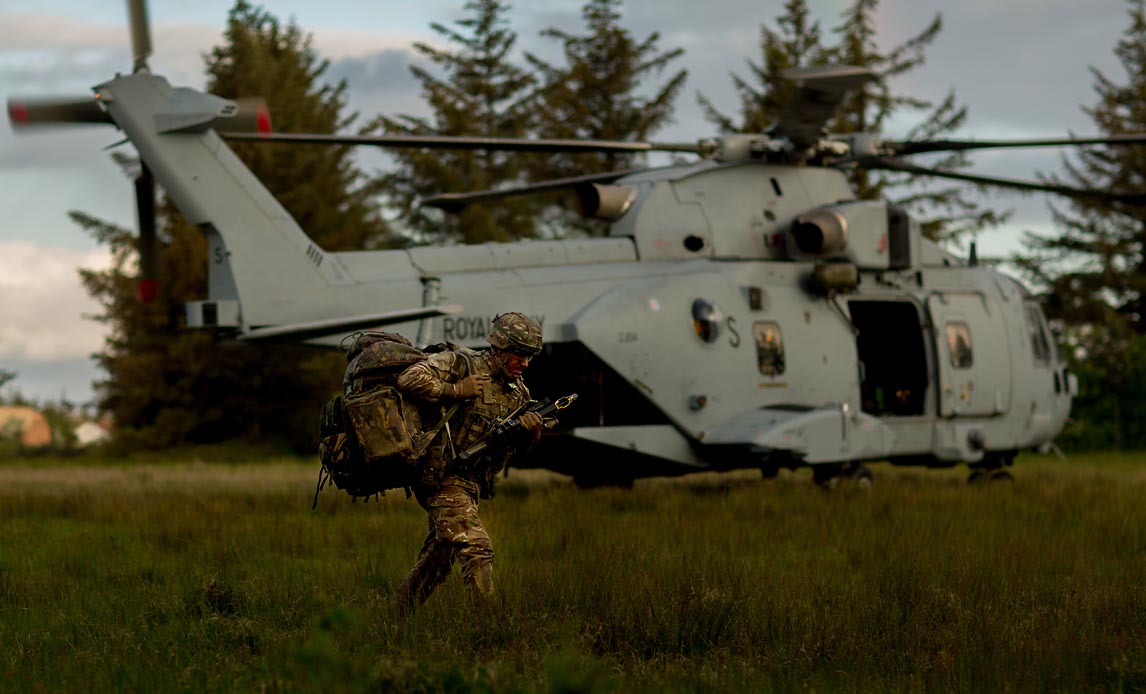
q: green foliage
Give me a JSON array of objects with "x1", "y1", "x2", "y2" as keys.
[
  {"x1": 0, "y1": 385, "x2": 81, "y2": 457},
  {"x1": 0, "y1": 418, "x2": 22, "y2": 457},
  {"x1": 698, "y1": 0, "x2": 1007, "y2": 242},
  {"x1": 1055, "y1": 327, "x2": 1146, "y2": 451},
  {"x1": 377, "y1": 0, "x2": 689, "y2": 242},
  {"x1": 2, "y1": 460, "x2": 1145, "y2": 691},
  {"x1": 523, "y1": 0, "x2": 687, "y2": 237},
  {"x1": 698, "y1": 0, "x2": 826, "y2": 135},
  {"x1": 208, "y1": 0, "x2": 392, "y2": 252},
  {"x1": 1014, "y1": 0, "x2": 1146, "y2": 450},
  {"x1": 370, "y1": 0, "x2": 542, "y2": 244},
  {"x1": 78, "y1": 1, "x2": 385, "y2": 452}
]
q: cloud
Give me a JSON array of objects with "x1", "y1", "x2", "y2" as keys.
[
  {"x1": 326, "y1": 48, "x2": 428, "y2": 123},
  {"x1": 0, "y1": 241, "x2": 112, "y2": 361}
]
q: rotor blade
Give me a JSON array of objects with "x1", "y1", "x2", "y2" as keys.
[
  {"x1": 7, "y1": 97, "x2": 111, "y2": 127},
  {"x1": 227, "y1": 97, "x2": 273, "y2": 134},
  {"x1": 237, "y1": 305, "x2": 464, "y2": 344},
  {"x1": 134, "y1": 163, "x2": 158, "y2": 302},
  {"x1": 886, "y1": 133, "x2": 1146, "y2": 156},
  {"x1": 864, "y1": 157, "x2": 1146, "y2": 206},
  {"x1": 422, "y1": 169, "x2": 642, "y2": 213},
  {"x1": 770, "y1": 65, "x2": 876, "y2": 150},
  {"x1": 127, "y1": 0, "x2": 152, "y2": 72},
  {"x1": 220, "y1": 131, "x2": 705, "y2": 155}
]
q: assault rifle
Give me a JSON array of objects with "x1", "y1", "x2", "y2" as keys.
[{"x1": 455, "y1": 393, "x2": 578, "y2": 463}]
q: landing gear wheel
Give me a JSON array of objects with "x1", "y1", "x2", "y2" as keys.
[
  {"x1": 989, "y1": 469, "x2": 1014, "y2": 482},
  {"x1": 967, "y1": 450, "x2": 1017, "y2": 485},
  {"x1": 812, "y1": 463, "x2": 842, "y2": 489},
  {"x1": 760, "y1": 464, "x2": 779, "y2": 480},
  {"x1": 812, "y1": 462, "x2": 873, "y2": 490}
]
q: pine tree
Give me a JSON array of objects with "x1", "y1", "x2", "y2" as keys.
[
  {"x1": 522, "y1": 0, "x2": 686, "y2": 236},
  {"x1": 370, "y1": 0, "x2": 539, "y2": 244},
  {"x1": 698, "y1": 0, "x2": 1005, "y2": 242},
  {"x1": 1014, "y1": 0, "x2": 1146, "y2": 450},
  {"x1": 698, "y1": 0, "x2": 825, "y2": 134},
  {"x1": 78, "y1": 2, "x2": 387, "y2": 451},
  {"x1": 208, "y1": 1, "x2": 390, "y2": 252},
  {"x1": 526, "y1": 0, "x2": 686, "y2": 178},
  {"x1": 1020, "y1": 0, "x2": 1146, "y2": 335}
]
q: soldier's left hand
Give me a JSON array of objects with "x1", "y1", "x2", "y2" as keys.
[{"x1": 519, "y1": 411, "x2": 544, "y2": 443}]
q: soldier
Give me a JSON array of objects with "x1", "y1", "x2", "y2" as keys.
[{"x1": 393, "y1": 312, "x2": 544, "y2": 611}]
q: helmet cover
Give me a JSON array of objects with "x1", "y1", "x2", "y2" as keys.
[{"x1": 487, "y1": 312, "x2": 543, "y2": 355}]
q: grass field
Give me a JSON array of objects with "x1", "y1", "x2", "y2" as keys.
[{"x1": 1, "y1": 453, "x2": 1145, "y2": 692}]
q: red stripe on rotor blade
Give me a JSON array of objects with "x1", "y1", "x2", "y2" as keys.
[
  {"x1": 8, "y1": 101, "x2": 27, "y2": 123},
  {"x1": 137, "y1": 279, "x2": 157, "y2": 303}
]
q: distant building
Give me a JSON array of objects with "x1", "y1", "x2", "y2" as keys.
[{"x1": 0, "y1": 406, "x2": 52, "y2": 448}]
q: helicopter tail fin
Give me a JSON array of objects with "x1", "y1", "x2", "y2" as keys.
[{"x1": 97, "y1": 73, "x2": 353, "y2": 329}]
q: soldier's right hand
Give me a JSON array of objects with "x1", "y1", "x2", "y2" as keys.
[{"x1": 453, "y1": 374, "x2": 490, "y2": 399}]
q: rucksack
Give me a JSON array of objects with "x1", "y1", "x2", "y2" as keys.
[{"x1": 313, "y1": 331, "x2": 470, "y2": 505}]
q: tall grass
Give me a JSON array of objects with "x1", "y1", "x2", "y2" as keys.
[{"x1": 1, "y1": 455, "x2": 1144, "y2": 692}]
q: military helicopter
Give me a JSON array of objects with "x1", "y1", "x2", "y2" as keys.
[{"x1": 12, "y1": 1, "x2": 1146, "y2": 486}]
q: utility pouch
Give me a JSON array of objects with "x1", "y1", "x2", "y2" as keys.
[{"x1": 344, "y1": 386, "x2": 422, "y2": 462}]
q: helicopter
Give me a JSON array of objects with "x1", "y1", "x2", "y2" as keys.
[{"x1": 11, "y1": 1, "x2": 1146, "y2": 487}]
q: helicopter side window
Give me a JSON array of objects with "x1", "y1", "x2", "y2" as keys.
[
  {"x1": 1025, "y1": 305, "x2": 1051, "y2": 366},
  {"x1": 754, "y1": 322, "x2": 786, "y2": 376},
  {"x1": 946, "y1": 322, "x2": 973, "y2": 369}
]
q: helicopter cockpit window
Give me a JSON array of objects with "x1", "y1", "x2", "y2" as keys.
[
  {"x1": 754, "y1": 322, "x2": 785, "y2": 376},
  {"x1": 1025, "y1": 305, "x2": 1051, "y2": 366},
  {"x1": 946, "y1": 322, "x2": 973, "y2": 369},
  {"x1": 691, "y1": 299, "x2": 724, "y2": 343}
]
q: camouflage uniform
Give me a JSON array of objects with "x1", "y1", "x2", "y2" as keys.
[{"x1": 393, "y1": 342, "x2": 533, "y2": 609}]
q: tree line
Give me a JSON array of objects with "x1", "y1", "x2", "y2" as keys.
[{"x1": 43, "y1": 0, "x2": 1146, "y2": 453}]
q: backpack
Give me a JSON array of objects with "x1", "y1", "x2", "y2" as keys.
[{"x1": 313, "y1": 332, "x2": 470, "y2": 505}]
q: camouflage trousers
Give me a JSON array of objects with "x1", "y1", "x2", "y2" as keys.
[{"x1": 395, "y1": 478, "x2": 494, "y2": 610}]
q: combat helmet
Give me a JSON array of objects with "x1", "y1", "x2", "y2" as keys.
[{"x1": 488, "y1": 312, "x2": 543, "y2": 356}]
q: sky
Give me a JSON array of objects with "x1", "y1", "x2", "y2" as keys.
[{"x1": 0, "y1": 0, "x2": 1134, "y2": 404}]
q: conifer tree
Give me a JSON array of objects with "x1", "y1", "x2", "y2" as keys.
[
  {"x1": 209, "y1": 1, "x2": 390, "y2": 252},
  {"x1": 1020, "y1": 0, "x2": 1146, "y2": 335},
  {"x1": 1014, "y1": 0, "x2": 1146, "y2": 450},
  {"x1": 77, "y1": 2, "x2": 386, "y2": 450},
  {"x1": 526, "y1": 0, "x2": 687, "y2": 178},
  {"x1": 371, "y1": 0, "x2": 539, "y2": 244},
  {"x1": 698, "y1": 0, "x2": 824, "y2": 134},
  {"x1": 523, "y1": 0, "x2": 686, "y2": 235}
]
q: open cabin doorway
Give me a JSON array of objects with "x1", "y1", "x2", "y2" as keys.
[{"x1": 848, "y1": 300, "x2": 929, "y2": 417}]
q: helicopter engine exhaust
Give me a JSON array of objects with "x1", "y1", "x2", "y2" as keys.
[
  {"x1": 791, "y1": 208, "x2": 848, "y2": 256},
  {"x1": 575, "y1": 183, "x2": 637, "y2": 221}
]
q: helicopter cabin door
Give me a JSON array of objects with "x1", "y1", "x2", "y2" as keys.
[{"x1": 927, "y1": 294, "x2": 1012, "y2": 418}]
